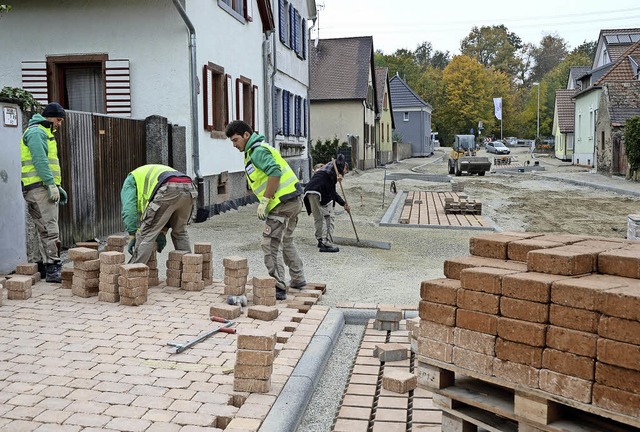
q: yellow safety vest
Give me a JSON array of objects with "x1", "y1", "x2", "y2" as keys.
[
  {"x1": 131, "y1": 164, "x2": 176, "y2": 214},
  {"x1": 20, "y1": 125, "x2": 61, "y2": 187},
  {"x1": 244, "y1": 142, "x2": 300, "y2": 213}
]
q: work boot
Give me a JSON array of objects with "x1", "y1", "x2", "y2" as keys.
[
  {"x1": 276, "y1": 288, "x2": 287, "y2": 300},
  {"x1": 319, "y1": 241, "x2": 339, "y2": 253},
  {"x1": 317, "y1": 239, "x2": 323, "y2": 248},
  {"x1": 37, "y1": 262, "x2": 47, "y2": 279},
  {"x1": 289, "y1": 280, "x2": 307, "y2": 289},
  {"x1": 45, "y1": 262, "x2": 62, "y2": 283}
]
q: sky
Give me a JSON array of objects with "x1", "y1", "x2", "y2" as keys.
[{"x1": 310, "y1": 0, "x2": 640, "y2": 55}]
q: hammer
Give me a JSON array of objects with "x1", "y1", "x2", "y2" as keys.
[{"x1": 227, "y1": 294, "x2": 248, "y2": 312}]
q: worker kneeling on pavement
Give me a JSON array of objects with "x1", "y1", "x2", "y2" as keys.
[
  {"x1": 21, "y1": 102, "x2": 68, "y2": 283},
  {"x1": 121, "y1": 164, "x2": 197, "y2": 264},
  {"x1": 303, "y1": 154, "x2": 350, "y2": 253}
]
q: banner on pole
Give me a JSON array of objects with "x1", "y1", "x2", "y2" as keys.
[{"x1": 493, "y1": 97, "x2": 502, "y2": 120}]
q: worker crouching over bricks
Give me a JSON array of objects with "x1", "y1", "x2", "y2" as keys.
[{"x1": 120, "y1": 164, "x2": 198, "y2": 265}]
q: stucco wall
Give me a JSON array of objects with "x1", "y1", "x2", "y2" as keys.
[
  {"x1": 392, "y1": 108, "x2": 432, "y2": 156},
  {"x1": 573, "y1": 89, "x2": 601, "y2": 167},
  {"x1": 310, "y1": 100, "x2": 362, "y2": 147}
]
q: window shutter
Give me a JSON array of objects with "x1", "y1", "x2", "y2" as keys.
[
  {"x1": 203, "y1": 65, "x2": 213, "y2": 131},
  {"x1": 273, "y1": 87, "x2": 279, "y2": 134},
  {"x1": 252, "y1": 85, "x2": 258, "y2": 132},
  {"x1": 294, "y1": 9, "x2": 300, "y2": 55},
  {"x1": 289, "y1": 5, "x2": 295, "y2": 51},
  {"x1": 283, "y1": 90, "x2": 289, "y2": 136},
  {"x1": 244, "y1": 0, "x2": 253, "y2": 21},
  {"x1": 21, "y1": 61, "x2": 49, "y2": 105},
  {"x1": 301, "y1": 18, "x2": 307, "y2": 59},
  {"x1": 226, "y1": 74, "x2": 233, "y2": 124},
  {"x1": 236, "y1": 78, "x2": 242, "y2": 121},
  {"x1": 105, "y1": 59, "x2": 131, "y2": 117},
  {"x1": 295, "y1": 96, "x2": 300, "y2": 135},
  {"x1": 278, "y1": 0, "x2": 286, "y2": 44},
  {"x1": 302, "y1": 98, "x2": 306, "y2": 137}
]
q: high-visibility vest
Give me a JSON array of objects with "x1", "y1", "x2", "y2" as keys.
[
  {"x1": 20, "y1": 124, "x2": 61, "y2": 187},
  {"x1": 244, "y1": 142, "x2": 300, "y2": 213},
  {"x1": 130, "y1": 164, "x2": 176, "y2": 214}
]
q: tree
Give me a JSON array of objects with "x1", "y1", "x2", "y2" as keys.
[
  {"x1": 624, "y1": 117, "x2": 640, "y2": 180},
  {"x1": 572, "y1": 40, "x2": 597, "y2": 62},
  {"x1": 0, "y1": 4, "x2": 11, "y2": 17},
  {"x1": 531, "y1": 34, "x2": 569, "y2": 83},
  {"x1": 311, "y1": 137, "x2": 349, "y2": 165},
  {"x1": 460, "y1": 25, "x2": 523, "y2": 76},
  {"x1": 430, "y1": 50, "x2": 451, "y2": 70}
]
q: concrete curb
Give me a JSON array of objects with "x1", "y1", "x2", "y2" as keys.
[
  {"x1": 259, "y1": 308, "x2": 418, "y2": 432},
  {"x1": 535, "y1": 173, "x2": 640, "y2": 198}
]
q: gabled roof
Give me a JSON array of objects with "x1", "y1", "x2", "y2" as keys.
[
  {"x1": 603, "y1": 81, "x2": 640, "y2": 126},
  {"x1": 389, "y1": 73, "x2": 431, "y2": 109},
  {"x1": 375, "y1": 67, "x2": 388, "y2": 112},
  {"x1": 568, "y1": 66, "x2": 590, "y2": 89},
  {"x1": 555, "y1": 89, "x2": 576, "y2": 133},
  {"x1": 593, "y1": 28, "x2": 640, "y2": 69},
  {"x1": 595, "y1": 40, "x2": 640, "y2": 85},
  {"x1": 310, "y1": 36, "x2": 375, "y2": 101}
]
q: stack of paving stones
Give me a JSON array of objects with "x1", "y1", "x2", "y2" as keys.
[
  {"x1": 15, "y1": 262, "x2": 40, "y2": 284},
  {"x1": 98, "y1": 251, "x2": 125, "y2": 303},
  {"x1": 194, "y1": 242, "x2": 213, "y2": 285},
  {"x1": 223, "y1": 256, "x2": 248, "y2": 296},
  {"x1": 181, "y1": 253, "x2": 204, "y2": 291},
  {"x1": 166, "y1": 250, "x2": 188, "y2": 287},
  {"x1": 118, "y1": 263, "x2": 149, "y2": 306},
  {"x1": 373, "y1": 305, "x2": 402, "y2": 331},
  {"x1": 234, "y1": 329, "x2": 276, "y2": 393},
  {"x1": 147, "y1": 245, "x2": 160, "y2": 287},
  {"x1": 247, "y1": 276, "x2": 279, "y2": 321},
  {"x1": 75, "y1": 241, "x2": 99, "y2": 250},
  {"x1": 417, "y1": 231, "x2": 640, "y2": 429},
  {"x1": 60, "y1": 268, "x2": 74, "y2": 289},
  {"x1": 5, "y1": 274, "x2": 32, "y2": 300},
  {"x1": 69, "y1": 247, "x2": 100, "y2": 298},
  {"x1": 104, "y1": 234, "x2": 129, "y2": 252}
]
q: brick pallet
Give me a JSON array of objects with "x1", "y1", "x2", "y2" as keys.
[{"x1": 415, "y1": 231, "x2": 640, "y2": 432}]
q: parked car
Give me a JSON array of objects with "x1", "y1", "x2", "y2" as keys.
[
  {"x1": 486, "y1": 141, "x2": 511, "y2": 154},
  {"x1": 504, "y1": 137, "x2": 518, "y2": 146}
]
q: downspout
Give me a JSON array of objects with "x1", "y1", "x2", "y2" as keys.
[
  {"x1": 172, "y1": 0, "x2": 209, "y2": 222},
  {"x1": 270, "y1": 32, "x2": 278, "y2": 146},
  {"x1": 306, "y1": 17, "x2": 317, "y2": 179},
  {"x1": 263, "y1": 34, "x2": 272, "y2": 146}
]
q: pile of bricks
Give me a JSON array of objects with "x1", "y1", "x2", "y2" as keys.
[
  {"x1": 104, "y1": 235, "x2": 129, "y2": 253},
  {"x1": 181, "y1": 253, "x2": 204, "y2": 291},
  {"x1": 194, "y1": 242, "x2": 213, "y2": 286},
  {"x1": 451, "y1": 182, "x2": 464, "y2": 193},
  {"x1": 69, "y1": 247, "x2": 100, "y2": 298},
  {"x1": 374, "y1": 305, "x2": 402, "y2": 331},
  {"x1": 444, "y1": 196, "x2": 482, "y2": 215},
  {"x1": 166, "y1": 250, "x2": 187, "y2": 288},
  {"x1": 417, "y1": 231, "x2": 640, "y2": 419},
  {"x1": 61, "y1": 268, "x2": 73, "y2": 289},
  {"x1": 223, "y1": 256, "x2": 248, "y2": 297},
  {"x1": 15, "y1": 263, "x2": 40, "y2": 283},
  {"x1": 76, "y1": 241, "x2": 99, "y2": 251},
  {"x1": 98, "y1": 251, "x2": 125, "y2": 303},
  {"x1": 234, "y1": 329, "x2": 276, "y2": 393},
  {"x1": 147, "y1": 247, "x2": 160, "y2": 287},
  {"x1": 5, "y1": 275, "x2": 32, "y2": 300},
  {"x1": 251, "y1": 276, "x2": 276, "y2": 307},
  {"x1": 118, "y1": 263, "x2": 148, "y2": 306}
]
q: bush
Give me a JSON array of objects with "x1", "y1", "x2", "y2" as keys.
[
  {"x1": 311, "y1": 137, "x2": 349, "y2": 165},
  {"x1": 624, "y1": 116, "x2": 640, "y2": 180},
  {"x1": 0, "y1": 87, "x2": 41, "y2": 113}
]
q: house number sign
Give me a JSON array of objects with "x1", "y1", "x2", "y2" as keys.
[{"x1": 3, "y1": 106, "x2": 18, "y2": 127}]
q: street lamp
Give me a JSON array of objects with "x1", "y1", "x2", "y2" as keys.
[{"x1": 532, "y1": 82, "x2": 540, "y2": 141}]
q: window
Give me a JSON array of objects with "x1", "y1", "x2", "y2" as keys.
[
  {"x1": 282, "y1": 90, "x2": 290, "y2": 136},
  {"x1": 403, "y1": 112, "x2": 409, "y2": 122},
  {"x1": 386, "y1": 123, "x2": 390, "y2": 142},
  {"x1": 601, "y1": 131, "x2": 605, "y2": 150},
  {"x1": 219, "y1": 0, "x2": 252, "y2": 21},
  {"x1": 274, "y1": 87, "x2": 282, "y2": 134},
  {"x1": 383, "y1": 92, "x2": 388, "y2": 110},
  {"x1": 203, "y1": 62, "x2": 227, "y2": 132},
  {"x1": 236, "y1": 76, "x2": 254, "y2": 128}
]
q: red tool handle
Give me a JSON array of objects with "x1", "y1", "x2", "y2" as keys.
[
  {"x1": 210, "y1": 315, "x2": 230, "y2": 323},
  {"x1": 219, "y1": 327, "x2": 236, "y2": 334}
]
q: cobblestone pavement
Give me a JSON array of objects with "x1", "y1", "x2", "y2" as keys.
[{"x1": 0, "y1": 278, "x2": 328, "y2": 432}]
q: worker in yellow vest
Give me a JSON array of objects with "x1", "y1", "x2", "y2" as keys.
[
  {"x1": 20, "y1": 102, "x2": 68, "y2": 283},
  {"x1": 226, "y1": 120, "x2": 306, "y2": 300},
  {"x1": 120, "y1": 164, "x2": 197, "y2": 265}
]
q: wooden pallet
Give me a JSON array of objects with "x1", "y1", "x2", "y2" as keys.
[
  {"x1": 398, "y1": 191, "x2": 492, "y2": 228},
  {"x1": 417, "y1": 358, "x2": 640, "y2": 432}
]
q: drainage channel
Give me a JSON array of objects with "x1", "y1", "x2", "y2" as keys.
[{"x1": 259, "y1": 309, "x2": 421, "y2": 432}]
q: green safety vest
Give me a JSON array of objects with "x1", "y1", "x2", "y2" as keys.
[
  {"x1": 244, "y1": 142, "x2": 299, "y2": 213},
  {"x1": 131, "y1": 164, "x2": 176, "y2": 214},
  {"x1": 20, "y1": 124, "x2": 61, "y2": 187}
]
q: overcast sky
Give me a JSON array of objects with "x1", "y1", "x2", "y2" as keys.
[{"x1": 311, "y1": 0, "x2": 640, "y2": 55}]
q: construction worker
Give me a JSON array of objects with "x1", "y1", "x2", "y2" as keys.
[
  {"x1": 303, "y1": 154, "x2": 350, "y2": 253},
  {"x1": 225, "y1": 120, "x2": 306, "y2": 300},
  {"x1": 21, "y1": 102, "x2": 68, "y2": 283},
  {"x1": 120, "y1": 164, "x2": 197, "y2": 265}
]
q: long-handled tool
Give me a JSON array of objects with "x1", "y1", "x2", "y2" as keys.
[
  {"x1": 167, "y1": 316, "x2": 236, "y2": 354},
  {"x1": 331, "y1": 158, "x2": 391, "y2": 250}
]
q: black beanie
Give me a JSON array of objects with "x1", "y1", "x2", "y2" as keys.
[
  {"x1": 335, "y1": 154, "x2": 346, "y2": 174},
  {"x1": 42, "y1": 102, "x2": 66, "y2": 118}
]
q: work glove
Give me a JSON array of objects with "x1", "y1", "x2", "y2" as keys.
[
  {"x1": 58, "y1": 186, "x2": 68, "y2": 205},
  {"x1": 156, "y1": 229, "x2": 168, "y2": 253},
  {"x1": 47, "y1": 184, "x2": 60, "y2": 203},
  {"x1": 127, "y1": 234, "x2": 136, "y2": 255},
  {"x1": 257, "y1": 196, "x2": 270, "y2": 221}
]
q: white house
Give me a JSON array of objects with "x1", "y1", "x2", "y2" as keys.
[{"x1": 0, "y1": 0, "x2": 316, "y2": 215}]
